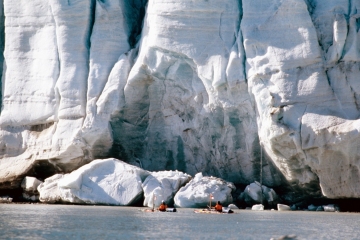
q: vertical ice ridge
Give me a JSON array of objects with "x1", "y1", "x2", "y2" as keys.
[
  {"x1": 44, "y1": 0, "x2": 95, "y2": 172},
  {"x1": 242, "y1": 0, "x2": 337, "y2": 196},
  {"x1": 225, "y1": 0, "x2": 246, "y2": 87},
  {"x1": 308, "y1": 0, "x2": 360, "y2": 119},
  {"x1": 342, "y1": 0, "x2": 360, "y2": 61},
  {"x1": 123, "y1": 0, "x2": 148, "y2": 48},
  {"x1": 81, "y1": 0, "x2": 148, "y2": 159},
  {"x1": 0, "y1": 0, "x2": 4, "y2": 110},
  {"x1": 238, "y1": 0, "x2": 247, "y2": 83},
  {"x1": 86, "y1": 0, "x2": 96, "y2": 97},
  {"x1": 49, "y1": 0, "x2": 93, "y2": 120},
  {"x1": 110, "y1": 0, "x2": 269, "y2": 186},
  {"x1": 88, "y1": 0, "x2": 96, "y2": 49},
  {"x1": 0, "y1": 0, "x2": 59, "y2": 126},
  {"x1": 84, "y1": 0, "x2": 131, "y2": 126}
]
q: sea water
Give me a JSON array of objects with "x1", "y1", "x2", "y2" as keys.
[{"x1": 1, "y1": 204, "x2": 360, "y2": 239}]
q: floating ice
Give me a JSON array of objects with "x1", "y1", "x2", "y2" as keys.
[
  {"x1": 38, "y1": 158, "x2": 150, "y2": 205},
  {"x1": 243, "y1": 182, "x2": 278, "y2": 206},
  {"x1": 252, "y1": 204, "x2": 264, "y2": 211},
  {"x1": 142, "y1": 170, "x2": 191, "y2": 208},
  {"x1": 21, "y1": 177, "x2": 42, "y2": 193},
  {"x1": 21, "y1": 176, "x2": 42, "y2": 201},
  {"x1": 174, "y1": 173, "x2": 235, "y2": 208},
  {"x1": 277, "y1": 204, "x2": 291, "y2": 211}
]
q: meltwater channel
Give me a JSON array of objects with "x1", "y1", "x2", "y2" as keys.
[{"x1": 1, "y1": 204, "x2": 360, "y2": 239}]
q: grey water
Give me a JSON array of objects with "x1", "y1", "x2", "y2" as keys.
[{"x1": 1, "y1": 204, "x2": 360, "y2": 240}]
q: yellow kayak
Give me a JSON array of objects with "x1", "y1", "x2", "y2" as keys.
[
  {"x1": 141, "y1": 208, "x2": 177, "y2": 212},
  {"x1": 194, "y1": 208, "x2": 234, "y2": 214}
]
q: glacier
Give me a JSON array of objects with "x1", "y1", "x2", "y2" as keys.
[{"x1": 0, "y1": 0, "x2": 360, "y2": 203}]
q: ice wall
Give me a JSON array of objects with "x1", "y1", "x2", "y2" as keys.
[
  {"x1": 1, "y1": 0, "x2": 360, "y2": 201},
  {"x1": 112, "y1": 0, "x2": 277, "y2": 186},
  {"x1": 1, "y1": 0, "x2": 58, "y2": 126},
  {"x1": 242, "y1": 0, "x2": 360, "y2": 198},
  {"x1": 0, "y1": 0, "x2": 4, "y2": 105}
]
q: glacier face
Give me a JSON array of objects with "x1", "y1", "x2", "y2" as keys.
[
  {"x1": 115, "y1": 0, "x2": 270, "y2": 186},
  {"x1": 0, "y1": 0, "x2": 360, "y2": 201}
]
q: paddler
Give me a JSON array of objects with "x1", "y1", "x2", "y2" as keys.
[
  {"x1": 158, "y1": 200, "x2": 167, "y2": 212},
  {"x1": 214, "y1": 201, "x2": 223, "y2": 212}
]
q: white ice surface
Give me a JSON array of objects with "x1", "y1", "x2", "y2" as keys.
[
  {"x1": 243, "y1": 182, "x2": 278, "y2": 205},
  {"x1": 251, "y1": 204, "x2": 264, "y2": 211},
  {"x1": 38, "y1": 174, "x2": 65, "y2": 203},
  {"x1": 21, "y1": 176, "x2": 43, "y2": 193},
  {"x1": 174, "y1": 173, "x2": 235, "y2": 208},
  {"x1": 277, "y1": 204, "x2": 291, "y2": 211},
  {"x1": 3, "y1": 0, "x2": 360, "y2": 201},
  {"x1": 38, "y1": 158, "x2": 150, "y2": 205},
  {"x1": 58, "y1": 158, "x2": 149, "y2": 205},
  {"x1": 142, "y1": 170, "x2": 191, "y2": 207}
]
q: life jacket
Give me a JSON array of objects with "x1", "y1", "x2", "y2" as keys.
[
  {"x1": 158, "y1": 203, "x2": 167, "y2": 212},
  {"x1": 215, "y1": 203, "x2": 222, "y2": 212}
]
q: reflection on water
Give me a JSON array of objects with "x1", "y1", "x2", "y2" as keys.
[{"x1": 1, "y1": 204, "x2": 360, "y2": 239}]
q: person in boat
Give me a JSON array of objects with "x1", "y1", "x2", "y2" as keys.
[
  {"x1": 158, "y1": 200, "x2": 167, "y2": 212},
  {"x1": 214, "y1": 201, "x2": 223, "y2": 212}
]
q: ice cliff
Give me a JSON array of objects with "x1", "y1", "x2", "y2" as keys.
[{"x1": 0, "y1": 0, "x2": 360, "y2": 202}]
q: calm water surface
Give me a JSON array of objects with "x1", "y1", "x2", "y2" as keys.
[{"x1": 1, "y1": 204, "x2": 360, "y2": 239}]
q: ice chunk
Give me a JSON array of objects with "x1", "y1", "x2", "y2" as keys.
[
  {"x1": 228, "y1": 204, "x2": 239, "y2": 209},
  {"x1": 39, "y1": 159, "x2": 150, "y2": 205},
  {"x1": 38, "y1": 174, "x2": 65, "y2": 203},
  {"x1": 277, "y1": 204, "x2": 291, "y2": 211},
  {"x1": 142, "y1": 170, "x2": 191, "y2": 207},
  {"x1": 174, "y1": 173, "x2": 235, "y2": 208},
  {"x1": 252, "y1": 204, "x2": 264, "y2": 211},
  {"x1": 307, "y1": 204, "x2": 317, "y2": 211},
  {"x1": 21, "y1": 176, "x2": 43, "y2": 193},
  {"x1": 243, "y1": 182, "x2": 278, "y2": 206},
  {"x1": 323, "y1": 204, "x2": 338, "y2": 212},
  {"x1": 58, "y1": 158, "x2": 149, "y2": 205}
]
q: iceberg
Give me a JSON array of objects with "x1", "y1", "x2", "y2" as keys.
[
  {"x1": 243, "y1": 182, "x2": 278, "y2": 206},
  {"x1": 142, "y1": 170, "x2": 191, "y2": 208},
  {"x1": 174, "y1": 173, "x2": 235, "y2": 208},
  {"x1": 323, "y1": 204, "x2": 338, "y2": 212},
  {"x1": 277, "y1": 204, "x2": 291, "y2": 211},
  {"x1": 21, "y1": 177, "x2": 43, "y2": 193},
  {"x1": 38, "y1": 158, "x2": 150, "y2": 205},
  {"x1": 252, "y1": 204, "x2": 264, "y2": 211},
  {"x1": 38, "y1": 174, "x2": 65, "y2": 203},
  {"x1": 21, "y1": 176, "x2": 42, "y2": 201}
]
